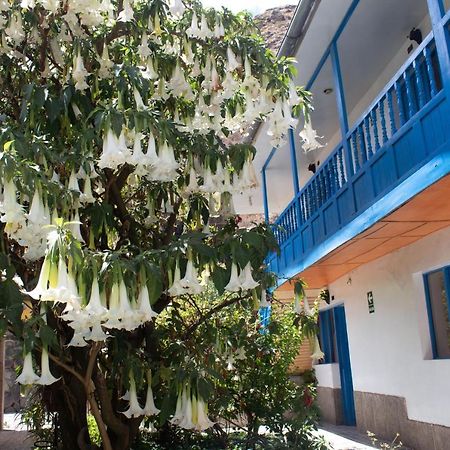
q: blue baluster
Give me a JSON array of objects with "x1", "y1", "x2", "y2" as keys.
[
  {"x1": 339, "y1": 147, "x2": 346, "y2": 185},
  {"x1": 394, "y1": 80, "x2": 406, "y2": 126},
  {"x1": 371, "y1": 108, "x2": 380, "y2": 151},
  {"x1": 379, "y1": 97, "x2": 388, "y2": 144},
  {"x1": 332, "y1": 155, "x2": 338, "y2": 194},
  {"x1": 403, "y1": 70, "x2": 415, "y2": 119},
  {"x1": 413, "y1": 57, "x2": 426, "y2": 109},
  {"x1": 387, "y1": 88, "x2": 397, "y2": 135},
  {"x1": 351, "y1": 133, "x2": 359, "y2": 172},
  {"x1": 424, "y1": 44, "x2": 437, "y2": 97},
  {"x1": 359, "y1": 125, "x2": 367, "y2": 163},
  {"x1": 364, "y1": 116, "x2": 373, "y2": 158},
  {"x1": 324, "y1": 168, "x2": 330, "y2": 202}
]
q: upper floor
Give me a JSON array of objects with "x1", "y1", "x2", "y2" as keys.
[{"x1": 235, "y1": 0, "x2": 450, "y2": 290}]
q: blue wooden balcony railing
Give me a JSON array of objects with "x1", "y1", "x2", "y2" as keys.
[{"x1": 269, "y1": 28, "x2": 450, "y2": 282}]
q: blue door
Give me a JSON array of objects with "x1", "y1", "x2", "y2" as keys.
[{"x1": 333, "y1": 305, "x2": 356, "y2": 425}]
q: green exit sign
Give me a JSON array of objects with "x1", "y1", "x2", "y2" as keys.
[{"x1": 367, "y1": 291, "x2": 375, "y2": 314}]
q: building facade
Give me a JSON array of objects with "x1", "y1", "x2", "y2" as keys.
[{"x1": 236, "y1": 0, "x2": 450, "y2": 448}]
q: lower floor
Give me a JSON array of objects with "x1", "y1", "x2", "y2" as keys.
[{"x1": 287, "y1": 225, "x2": 450, "y2": 450}]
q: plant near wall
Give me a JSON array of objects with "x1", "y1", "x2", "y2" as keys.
[
  {"x1": 0, "y1": 0, "x2": 313, "y2": 449},
  {"x1": 136, "y1": 288, "x2": 327, "y2": 450}
]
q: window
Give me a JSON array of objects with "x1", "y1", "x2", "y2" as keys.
[
  {"x1": 424, "y1": 267, "x2": 450, "y2": 358},
  {"x1": 318, "y1": 309, "x2": 338, "y2": 364}
]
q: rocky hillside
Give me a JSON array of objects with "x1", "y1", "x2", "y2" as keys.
[{"x1": 255, "y1": 4, "x2": 297, "y2": 53}]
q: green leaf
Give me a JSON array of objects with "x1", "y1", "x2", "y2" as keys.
[
  {"x1": 211, "y1": 266, "x2": 227, "y2": 295},
  {"x1": 110, "y1": 110, "x2": 124, "y2": 136},
  {"x1": 39, "y1": 324, "x2": 58, "y2": 350}
]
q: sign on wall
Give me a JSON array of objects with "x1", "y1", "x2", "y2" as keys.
[{"x1": 367, "y1": 291, "x2": 375, "y2": 314}]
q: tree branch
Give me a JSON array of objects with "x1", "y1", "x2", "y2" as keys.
[
  {"x1": 47, "y1": 351, "x2": 85, "y2": 385},
  {"x1": 85, "y1": 342, "x2": 102, "y2": 385},
  {"x1": 182, "y1": 295, "x2": 245, "y2": 339}
]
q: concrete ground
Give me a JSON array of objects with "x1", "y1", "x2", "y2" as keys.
[
  {"x1": 0, "y1": 415, "x2": 390, "y2": 450},
  {"x1": 0, "y1": 430, "x2": 34, "y2": 450},
  {"x1": 318, "y1": 424, "x2": 378, "y2": 449}
]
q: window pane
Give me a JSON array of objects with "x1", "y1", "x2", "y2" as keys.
[{"x1": 427, "y1": 270, "x2": 450, "y2": 358}]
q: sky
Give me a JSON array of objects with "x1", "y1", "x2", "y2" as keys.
[{"x1": 200, "y1": 0, "x2": 297, "y2": 15}]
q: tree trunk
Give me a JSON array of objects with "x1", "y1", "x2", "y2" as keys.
[{"x1": 44, "y1": 373, "x2": 89, "y2": 450}]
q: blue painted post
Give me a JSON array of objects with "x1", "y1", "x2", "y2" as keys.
[
  {"x1": 427, "y1": 0, "x2": 450, "y2": 94},
  {"x1": 288, "y1": 127, "x2": 303, "y2": 228},
  {"x1": 262, "y1": 167, "x2": 269, "y2": 223},
  {"x1": 331, "y1": 42, "x2": 353, "y2": 178},
  {"x1": 289, "y1": 128, "x2": 300, "y2": 195}
]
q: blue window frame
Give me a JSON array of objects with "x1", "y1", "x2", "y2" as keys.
[
  {"x1": 318, "y1": 309, "x2": 338, "y2": 364},
  {"x1": 424, "y1": 266, "x2": 450, "y2": 359}
]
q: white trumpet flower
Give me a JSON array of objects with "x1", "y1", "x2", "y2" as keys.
[
  {"x1": 168, "y1": 0, "x2": 185, "y2": 18},
  {"x1": 133, "y1": 87, "x2": 146, "y2": 110},
  {"x1": 225, "y1": 263, "x2": 241, "y2": 292},
  {"x1": 194, "y1": 398, "x2": 214, "y2": 431},
  {"x1": 68, "y1": 333, "x2": 89, "y2": 347},
  {"x1": 186, "y1": 12, "x2": 199, "y2": 38},
  {"x1": 122, "y1": 372, "x2": 144, "y2": 418},
  {"x1": 141, "y1": 58, "x2": 158, "y2": 80},
  {"x1": 68, "y1": 170, "x2": 80, "y2": 193},
  {"x1": 98, "y1": 127, "x2": 131, "y2": 170},
  {"x1": 118, "y1": 0, "x2": 134, "y2": 22},
  {"x1": 138, "y1": 33, "x2": 151, "y2": 60},
  {"x1": 27, "y1": 257, "x2": 51, "y2": 300},
  {"x1": 179, "y1": 257, "x2": 204, "y2": 295},
  {"x1": 36, "y1": 347, "x2": 60, "y2": 385},
  {"x1": 311, "y1": 336, "x2": 325, "y2": 361},
  {"x1": 5, "y1": 12, "x2": 25, "y2": 44},
  {"x1": 142, "y1": 370, "x2": 160, "y2": 416},
  {"x1": 85, "y1": 278, "x2": 107, "y2": 318},
  {"x1": 86, "y1": 322, "x2": 109, "y2": 342},
  {"x1": 168, "y1": 261, "x2": 184, "y2": 297},
  {"x1": 137, "y1": 283, "x2": 158, "y2": 323},
  {"x1": 239, "y1": 262, "x2": 259, "y2": 290},
  {"x1": 98, "y1": 44, "x2": 114, "y2": 78},
  {"x1": 80, "y1": 177, "x2": 95, "y2": 204},
  {"x1": 16, "y1": 352, "x2": 39, "y2": 385},
  {"x1": 72, "y1": 51, "x2": 89, "y2": 91},
  {"x1": 259, "y1": 290, "x2": 270, "y2": 308},
  {"x1": 299, "y1": 120, "x2": 324, "y2": 153},
  {"x1": 26, "y1": 190, "x2": 48, "y2": 225},
  {"x1": 0, "y1": 178, "x2": 25, "y2": 224},
  {"x1": 184, "y1": 167, "x2": 200, "y2": 194},
  {"x1": 227, "y1": 47, "x2": 240, "y2": 72},
  {"x1": 294, "y1": 293, "x2": 303, "y2": 314}
]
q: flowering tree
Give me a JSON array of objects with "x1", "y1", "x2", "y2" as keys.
[{"x1": 0, "y1": 0, "x2": 311, "y2": 449}]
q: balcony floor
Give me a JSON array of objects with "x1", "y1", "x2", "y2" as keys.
[{"x1": 277, "y1": 173, "x2": 450, "y2": 291}]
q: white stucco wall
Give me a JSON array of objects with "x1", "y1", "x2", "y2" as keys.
[{"x1": 316, "y1": 227, "x2": 450, "y2": 427}]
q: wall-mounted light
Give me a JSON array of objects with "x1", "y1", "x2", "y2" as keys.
[
  {"x1": 408, "y1": 27, "x2": 422, "y2": 45},
  {"x1": 323, "y1": 88, "x2": 333, "y2": 95}
]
